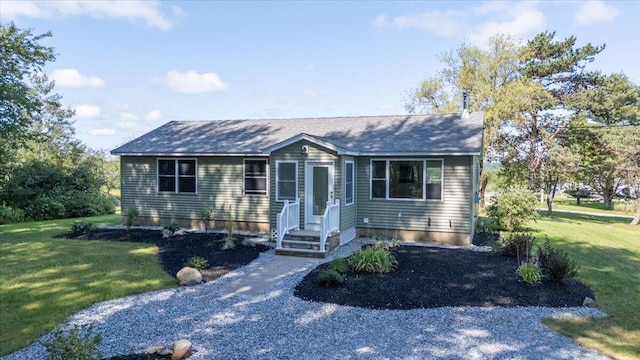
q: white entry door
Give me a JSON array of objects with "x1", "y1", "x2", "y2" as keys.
[{"x1": 305, "y1": 162, "x2": 334, "y2": 230}]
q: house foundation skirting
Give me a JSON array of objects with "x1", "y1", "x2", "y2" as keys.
[
  {"x1": 356, "y1": 227, "x2": 471, "y2": 246},
  {"x1": 126, "y1": 216, "x2": 270, "y2": 233}
]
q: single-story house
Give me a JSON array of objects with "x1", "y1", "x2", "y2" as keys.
[{"x1": 111, "y1": 109, "x2": 484, "y2": 256}]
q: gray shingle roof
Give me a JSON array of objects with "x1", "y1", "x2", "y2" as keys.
[{"x1": 111, "y1": 112, "x2": 484, "y2": 156}]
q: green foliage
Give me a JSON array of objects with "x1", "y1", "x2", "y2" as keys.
[
  {"x1": 163, "y1": 222, "x2": 180, "y2": 233},
  {"x1": 42, "y1": 324, "x2": 102, "y2": 360},
  {"x1": 317, "y1": 269, "x2": 345, "y2": 287},
  {"x1": 185, "y1": 256, "x2": 209, "y2": 270},
  {"x1": 348, "y1": 244, "x2": 398, "y2": 273},
  {"x1": 197, "y1": 207, "x2": 214, "y2": 232},
  {"x1": 487, "y1": 188, "x2": 539, "y2": 231},
  {"x1": 497, "y1": 232, "x2": 535, "y2": 258},
  {"x1": 328, "y1": 258, "x2": 349, "y2": 273},
  {"x1": 517, "y1": 261, "x2": 542, "y2": 285},
  {"x1": 0, "y1": 203, "x2": 25, "y2": 224},
  {"x1": 70, "y1": 222, "x2": 94, "y2": 237},
  {"x1": 125, "y1": 206, "x2": 139, "y2": 231},
  {"x1": 537, "y1": 238, "x2": 579, "y2": 283}
]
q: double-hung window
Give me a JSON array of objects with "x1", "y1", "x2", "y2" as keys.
[
  {"x1": 158, "y1": 159, "x2": 196, "y2": 193},
  {"x1": 276, "y1": 161, "x2": 297, "y2": 201},
  {"x1": 244, "y1": 159, "x2": 267, "y2": 196},
  {"x1": 370, "y1": 159, "x2": 443, "y2": 201},
  {"x1": 345, "y1": 161, "x2": 354, "y2": 205}
]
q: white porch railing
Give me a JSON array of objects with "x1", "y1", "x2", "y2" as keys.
[
  {"x1": 320, "y1": 199, "x2": 340, "y2": 252},
  {"x1": 276, "y1": 199, "x2": 300, "y2": 249}
]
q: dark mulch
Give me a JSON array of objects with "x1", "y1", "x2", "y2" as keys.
[
  {"x1": 105, "y1": 354, "x2": 169, "y2": 360},
  {"x1": 294, "y1": 244, "x2": 594, "y2": 310},
  {"x1": 62, "y1": 229, "x2": 271, "y2": 282}
]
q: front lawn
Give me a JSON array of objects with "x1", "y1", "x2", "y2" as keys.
[
  {"x1": 0, "y1": 215, "x2": 176, "y2": 357},
  {"x1": 530, "y1": 212, "x2": 640, "y2": 359},
  {"x1": 551, "y1": 198, "x2": 636, "y2": 217}
]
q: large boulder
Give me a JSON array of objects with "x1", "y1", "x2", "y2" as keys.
[
  {"x1": 176, "y1": 267, "x2": 202, "y2": 286},
  {"x1": 172, "y1": 339, "x2": 192, "y2": 360}
]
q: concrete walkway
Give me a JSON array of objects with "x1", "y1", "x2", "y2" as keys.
[{"x1": 217, "y1": 255, "x2": 319, "y2": 299}]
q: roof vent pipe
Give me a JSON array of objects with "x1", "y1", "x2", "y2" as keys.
[{"x1": 461, "y1": 91, "x2": 469, "y2": 118}]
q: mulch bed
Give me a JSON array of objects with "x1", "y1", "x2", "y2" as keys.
[
  {"x1": 62, "y1": 229, "x2": 271, "y2": 282},
  {"x1": 294, "y1": 233, "x2": 594, "y2": 310}
]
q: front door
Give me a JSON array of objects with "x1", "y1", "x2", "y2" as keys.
[{"x1": 305, "y1": 162, "x2": 334, "y2": 230}]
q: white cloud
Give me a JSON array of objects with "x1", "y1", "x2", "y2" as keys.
[
  {"x1": 297, "y1": 62, "x2": 316, "y2": 71},
  {"x1": 302, "y1": 90, "x2": 319, "y2": 98},
  {"x1": 575, "y1": 0, "x2": 619, "y2": 25},
  {"x1": 370, "y1": 14, "x2": 389, "y2": 28},
  {"x1": 89, "y1": 128, "x2": 116, "y2": 136},
  {"x1": 145, "y1": 109, "x2": 163, "y2": 121},
  {"x1": 1, "y1": 0, "x2": 181, "y2": 30},
  {"x1": 154, "y1": 70, "x2": 229, "y2": 94},
  {"x1": 74, "y1": 104, "x2": 101, "y2": 118},
  {"x1": 120, "y1": 112, "x2": 140, "y2": 122},
  {"x1": 372, "y1": 1, "x2": 547, "y2": 47},
  {"x1": 52, "y1": 69, "x2": 104, "y2": 88}
]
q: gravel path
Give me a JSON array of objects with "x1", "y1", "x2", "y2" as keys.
[{"x1": 2, "y1": 239, "x2": 609, "y2": 360}]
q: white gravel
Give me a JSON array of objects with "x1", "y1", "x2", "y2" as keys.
[{"x1": 2, "y1": 239, "x2": 609, "y2": 360}]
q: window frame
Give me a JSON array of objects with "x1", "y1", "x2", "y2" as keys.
[
  {"x1": 275, "y1": 160, "x2": 298, "y2": 202},
  {"x1": 345, "y1": 160, "x2": 355, "y2": 206},
  {"x1": 157, "y1": 158, "x2": 197, "y2": 194},
  {"x1": 369, "y1": 158, "x2": 444, "y2": 201},
  {"x1": 243, "y1": 158, "x2": 268, "y2": 196}
]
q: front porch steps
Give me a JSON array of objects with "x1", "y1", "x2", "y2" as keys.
[{"x1": 276, "y1": 230, "x2": 340, "y2": 258}]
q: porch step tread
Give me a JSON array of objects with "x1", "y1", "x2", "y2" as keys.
[
  {"x1": 275, "y1": 247, "x2": 327, "y2": 258},
  {"x1": 282, "y1": 239, "x2": 320, "y2": 245},
  {"x1": 287, "y1": 230, "x2": 321, "y2": 237}
]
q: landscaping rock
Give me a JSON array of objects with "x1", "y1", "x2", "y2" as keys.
[
  {"x1": 174, "y1": 229, "x2": 187, "y2": 236},
  {"x1": 176, "y1": 267, "x2": 202, "y2": 286},
  {"x1": 157, "y1": 347, "x2": 173, "y2": 356},
  {"x1": 162, "y1": 229, "x2": 173, "y2": 238},
  {"x1": 172, "y1": 339, "x2": 192, "y2": 360},
  {"x1": 583, "y1": 296, "x2": 595, "y2": 307},
  {"x1": 145, "y1": 345, "x2": 164, "y2": 354}
]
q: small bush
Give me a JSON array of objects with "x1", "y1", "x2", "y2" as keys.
[
  {"x1": 70, "y1": 222, "x2": 94, "y2": 236},
  {"x1": 0, "y1": 203, "x2": 25, "y2": 224},
  {"x1": 497, "y1": 232, "x2": 535, "y2": 258},
  {"x1": 348, "y1": 245, "x2": 397, "y2": 273},
  {"x1": 318, "y1": 268, "x2": 345, "y2": 286},
  {"x1": 197, "y1": 207, "x2": 214, "y2": 232},
  {"x1": 537, "y1": 239, "x2": 579, "y2": 283},
  {"x1": 487, "y1": 188, "x2": 539, "y2": 231},
  {"x1": 43, "y1": 324, "x2": 102, "y2": 360},
  {"x1": 185, "y1": 256, "x2": 209, "y2": 270},
  {"x1": 328, "y1": 258, "x2": 349, "y2": 273},
  {"x1": 125, "y1": 206, "x2": 139, "y2": 231},
  {"x1": 164, "y1": 222, "x2": 180, "y2": 233},
  {"x1": 517, "y1": 261, "x2": 542, "y2": 285}
]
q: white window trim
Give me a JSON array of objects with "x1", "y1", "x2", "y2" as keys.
[
  {"x1": 345, "y1": 160, "x2": 355, "y2": 206},
  {"x1": 157, "y1": 158, "x2": 198, "y2": 194},
  {"x1": 369, "y1": 158, "x2": 444, "y2": 202},
  {"x1": 275, "y1": 160, "x2": 298, "y2": 202},
  {"x1": 243, "y1": 158, "x2": 268, "y2": 196}
]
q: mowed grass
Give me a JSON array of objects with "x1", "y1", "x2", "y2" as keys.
[
  {"x1": 552, "y1": 198, "x2": 636, "y2": 217},
  {"x1": 0, "y1": 215, "x2": 176, "y2": 356},
  {"x1": 528, "y1": 212, "x2": 640, "y2": 359}
]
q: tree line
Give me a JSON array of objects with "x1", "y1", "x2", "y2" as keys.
[
  {"x1": 1, "y1": 23, "x2": 119, "y2": 223},
  {"x1": 406, "y1": 31, "x2": 640, "y2": 225}
]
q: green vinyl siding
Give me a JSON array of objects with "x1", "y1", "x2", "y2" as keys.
[
  {"x1": 120, "y1": 156, "x2": 269, "y2": 223},
  {"x1": 341, "y1": 156, "x2": 356, "y2": 230},
  {"x1": 356, "y1": 156, "x2": 472, "y2": 234}
]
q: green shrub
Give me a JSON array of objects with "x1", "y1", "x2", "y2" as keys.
[
  {"x1": 517, "y1": 261, "x2": 542, "y2": 285},
  {"x1": 497, "y1": 232, "x2": 535, "y2": 258},
  {"x1": 42, "y1": 324, "x2": 102, "y2": 360},
  {"x1": 164, "y1": 222, "x2": 180, "y2": 233},
  {"x1": 348, "y1": 245, "x2": 397, "y2": 273},
  {"x1": 487, "y1": 188, "x2": 539, "y2": 231},
  {"x1": 125, "y1": 206, "x2": 139, "y2": 231},
  {"x1": 328, "y1": 258, "x2": 349, "y2": 273},
  {"x1": 197, "y1": 207, "x2": 214, "y2": 232},
  {"x1": 0, "y1": 203, "x2": 25, "y2": 224},
  {"x1": 537, "y1": 239, "x2": 579, "y2": 283},
  {"x1": 318, "y1": 268, "x2": 345, "y2": 286},
  {"x1": 70, "y1": 222, "x2": 94, "y2": 236},
  {"x1": 185, "y1": 256, "x2": 209, "y2": 270}
]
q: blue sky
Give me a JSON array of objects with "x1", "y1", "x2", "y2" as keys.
[{"x1": 2, "y1": 1, "x2": 638, "y2": 151}]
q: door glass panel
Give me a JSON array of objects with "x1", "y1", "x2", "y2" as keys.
[{"x1": 313, "y1": 166, "x2": 328, "y2": 216}]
